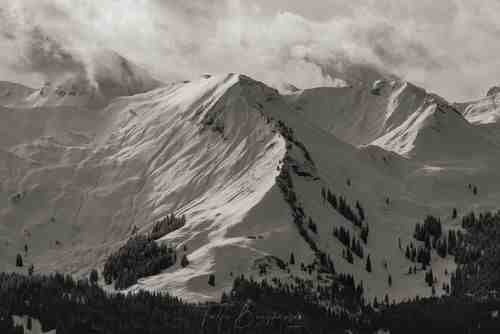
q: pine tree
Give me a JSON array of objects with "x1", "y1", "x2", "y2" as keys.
[
  {"x1": 388, "y1": 275, "x2": 392, "y2": 287},
  {"x1": 452, "y1": 208, "x2": 458, "y2": 219},
  {"x1": 425, "y1": 269, "x2": 434, "y2": 287},
  {"x1": 208, "y1": 274, "x2": 215, "y2": 286},
  {"x1": 180, "y1": 254, "x2": 190, "y2": 268},
  {"x1": 473, "y1": 186, "x2": 478, "y2": 195},
  {"x1": 289, "y1": 252, "x2": 295, "y2": 265},
  {"x1": 15, "y1": 253, "x2": 23, "y2": 267},
  {"x1": 355, "y1": 201, "x2": 365, "y2": 221},
  {"x1": 366, "y1": 255, "x2": 372, "y2": 273},
  {"x1": 308, "y1": 218, "x2": 318, "y2": 233},
  {"x1": 27, "y1": 317, "x2": 32, "y2": 331},
  {"x1": 360, "y1": 225, "x2": 369, "y2": 244},
  {"x1": 89, "y1": 269, "x2": 98, "y2": 285},
  {"x1": 346, "y1": 248, "x2": 354, "y2": 264}
]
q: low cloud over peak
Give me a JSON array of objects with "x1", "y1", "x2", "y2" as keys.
[{"x1": 1, "y1": 0, "x2": 499, "y2": 101}]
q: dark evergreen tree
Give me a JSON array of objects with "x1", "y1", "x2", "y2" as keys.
[
  {"x1": 289, "y1": 252, "x2": 295, "y2": 265},
  {"x1": 360, "y1": 225, "x2": 369, "y2": 244},
  {"x1": 208, "y1": 274, "x2": 215, "y2": 286},
  {"x1": 366, "y1": 255, "x2": 372, "y2": 273},
  {"x1": 355, "y1": 201, "x2": 365, "y2": 221},
  {"x1": 181, "y1": 254, "x2": 190, "y2": 268},
  {"x1": 345, "y1": 248, "x2": 354, "y2": 264},
  {"x1": 89, "y1": 269, "x2": 98, "y2": 285},
  {"x1": 26, "y1": 317, "x2": 32, "y2": 331},
  {"x1": 15, "y1": 254, "x2": 23, "y2": 267},
  {"x1": 425, "y1": 269, "x2": 434, "y2": 287},
  {"x1": 308, "y1": 217, "x2": 318, "y2": 233}
]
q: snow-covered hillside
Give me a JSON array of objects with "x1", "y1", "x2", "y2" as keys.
[
  {"x1": 457, "y1": 88, "x2": 500, "y2": 125},
  {"x1": 284, "y1": 80, "x2": 429, "y2": 146},
  {"x1": 2, "y1": 55, "x2": 500, "y2": 306}
]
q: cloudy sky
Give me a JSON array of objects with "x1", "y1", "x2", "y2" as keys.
[{"x1": 1, "y1": 0, "x2": 499, "y2": 101}]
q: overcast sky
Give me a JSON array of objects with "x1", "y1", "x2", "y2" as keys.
[{"x1": 1, "y1": 0, "x2": 500, "y2": 101}]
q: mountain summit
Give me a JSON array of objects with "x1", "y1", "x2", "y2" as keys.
[{"x1": 2, "y1": 52, "x2": 500, "y2": 305}]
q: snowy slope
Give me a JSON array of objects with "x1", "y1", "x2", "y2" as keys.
[
  {"x1": 0, "y1": 73, "x2": 317, "y2": 302},
  {"x1": 3, "y1": 58, "x2": 500, "y2": 306},
  {"x1": 284, "y1": 79, "x2": 429, "y2": 146},
  {"x1": 457, "y1": 89, "x2": 500, "y2": 125},
  {"x1": 371, "y1": 96, "x2": 499, "y2": 161}
]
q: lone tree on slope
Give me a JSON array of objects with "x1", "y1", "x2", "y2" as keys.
[
  {"x1": 181, "y1": 254, "x2": 190, "y2": 268},
  {"x1": 208, "y1": 274, "x2": 215, "y2": 287},
  {"x1": 15, "y1": 254, "x2": 23, "y2": 267},
  {"x1": 366, "y1": 255, "x2": 372, "y2": 273}
]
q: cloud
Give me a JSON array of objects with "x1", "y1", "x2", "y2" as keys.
[{"x1": 0, "y1": 0, "x2": 500, "y2": 100}]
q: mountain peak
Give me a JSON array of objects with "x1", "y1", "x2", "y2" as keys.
[
  {"x1": 486, "y1": 86, "x2": 500, "y2": 97},
  {"x1": 4, "y1": 50, "x2": 163, "y2": 108}
]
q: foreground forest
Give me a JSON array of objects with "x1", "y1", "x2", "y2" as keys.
[{"x1": 3, "y1": 211, "x2": 500, "y2": 333}]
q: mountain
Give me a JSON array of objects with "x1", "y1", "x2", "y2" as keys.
[
  {"x1": 371, "y1": 95, "x2": 500, "y2": 161},
  {"x1": 284, "y1": 80, "x2": 428, "y2": 146},
  {"x1": 456, "y1": 88, "x2": 500, "y2": 125},
  {"x1": 1, "y1": 51, "x2": 162, "y2": 109},
  {"x1": 0, "y1": 81, "x2": 36, "y2": 107},
  {"x1": 3, "y1": 53, "x2": 500, "y2": 306}
]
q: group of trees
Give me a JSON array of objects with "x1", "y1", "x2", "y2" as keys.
[
  {"x1": 414, "y1": 215, "x2": 443, "y2": 242},
  {"x1": 451, "y1": 211, "x2": 500, "y2": 297},
  {"x1": 276, "y1": 155, "x2": 338, "y2": 275},
  {"x1": 410, "y1": 215, "x2": 461, "y2": 268},
  {"x1": 0, "y1": 272, "x2": 203, "y2": 334},
  {"x1": 150, "y1": 213, "x2": 186, "y2": 240},
  {"x1": 333, "y1": 226, "x2": 364, "y2": 260},
  {"x1": 275, "y1": 120, "x2": 314, "y2": 165},
  {"x1": 405, "y1": 241, "x2": 431, "y2": 268},
  {"x1": 0, "y1": 270, "x2": 370, "y2": 334},
  {"x1": 4, "y1": 211, "x2": 500, "y2": 333},
  {"x1": 103, "y1": 234, "x2": 176, "y2": 290},
  {"x1": 322, "y1": 187, "x2": 365, "y2": 228},
  {"x1": 468, "y1": 183, "x2": 479, "y2": 196}
]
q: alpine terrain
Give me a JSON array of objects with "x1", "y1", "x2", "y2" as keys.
[{"x1": 3, "y1": 50, "x2": 500, "y2": 333}]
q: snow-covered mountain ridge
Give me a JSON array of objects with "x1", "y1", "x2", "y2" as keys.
[{"x1": 2, "y1": 56, "x2": 500, "y2": 304}]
